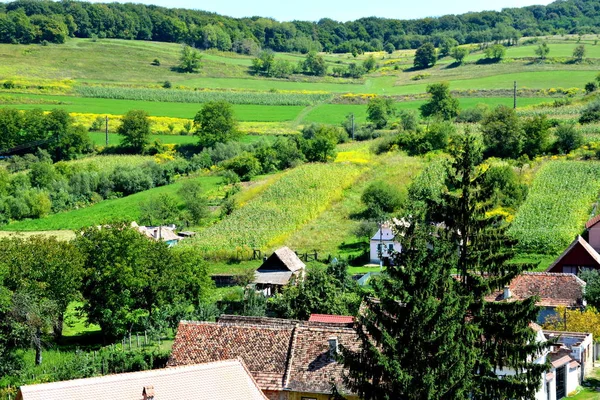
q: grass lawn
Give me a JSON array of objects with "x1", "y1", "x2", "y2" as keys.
[
  {"x1": 62, "y1": 301, "x2": 101, "y2": 338},
  {"x1": 0, "y1": 230, "x2": 75, "y2": 240},
  {"x1": 2, "y1": 93, "x2": 304, "y2": 121},
  {"x1": 0, "y1": 174, "x2": 222, "y2": 231}
]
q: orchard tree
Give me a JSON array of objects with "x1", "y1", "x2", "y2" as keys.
[
  {"x1": 366, "y1": 96, "x2": 395, "y2": 128},
  {"x1": 419, "y1": 82, "x2": 460, "y2": 120},
  {"x1": 481, "y1": 105, "x2": 523, "y2": 158},
  {"x1": 301, "y1": 51, "x2": 327, "y2": 76},
  {"x1": 178, "y1": 44, "x2": 202, "y2": 72},
  {"x1": 450, "y1": 46, "x2": 469, "y2": 64},
  {"x1": 194, "y1": 101, "x2": 239, "y2": 147},
  {"x1": 118, "y1": 110, "x2": 152, "y2": 153},
  {"x1": 484, "y1": 44, "x2": 506, "y2": 61},
  {"x1": 573, "y1": 44, "x2": 586, "y2": 62},
  {"x1": 413, "y1": 42, "x2": 437, "y2": 69},
  {"x1": 534, "y1": 41, "x2": 550, "y2": 60}
]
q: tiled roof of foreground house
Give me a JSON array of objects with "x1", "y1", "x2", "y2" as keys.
[
  {"x1": 168, "y1": 317, "x2": 360, "y2": 395},
  {"x1": 16, "y1": 360, "x2": 267, "y2": 400},
  {"x1": 308, "y1": 314, "x2": 355, "y2": 326},
  {"x1": 168, "y1": 321, "x2": 293, "y2": 391},
  {"x1": 485, "y1": 272, "x2": 586, "y2": 307}
]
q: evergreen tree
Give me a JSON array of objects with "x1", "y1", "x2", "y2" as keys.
[
  {"x1": 342, "y1": 220, "x2": 476, "y2": 399},
  {"x1": 429, "y1": 133, "x2": 547, "y2": 399}
]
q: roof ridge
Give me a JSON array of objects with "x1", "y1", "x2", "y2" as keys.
[
  {"x1": 181, "y1": 320, "x2": 294, "y2": 331},
  {"x1": 20, "y1": 360, "x2": 245, "y2": 391},
  {"x1": 282, "y1": 324, "x2": 299, "y2": 389}
]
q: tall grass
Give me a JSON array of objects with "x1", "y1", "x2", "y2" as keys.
[{"x1": 76, "y1": 86, "x2": 332, "y2": 106}]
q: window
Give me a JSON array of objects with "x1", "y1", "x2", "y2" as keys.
[
  {"x1": 563, "y1": 266, "x2": 578, "y2": 274},
  {"x1": 377, "y1": 244, "x2": 383, "y2": 252},
  {"x1": 388, "y1": 243, "x2": 394, "y2": 252}
]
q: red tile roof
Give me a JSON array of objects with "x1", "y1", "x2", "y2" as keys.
[
  {"x1": 485, "y1": 272, "x2": 585, "y2": 307},
  {"x1": 16, "y1": 360, "x2": 267, "y2": 400},
  {"x1": 168, "y1": 321, "x2": 294, "y2": 391},
  {"x1": 586, "y1": 214, "x2": 600, "y2": 229},
  {"x1": 308, "y1": 314, "x2": 354, "y2": 325},
  {"x1": 169, "y1": 317, "x2": 361, "y2": 396}
]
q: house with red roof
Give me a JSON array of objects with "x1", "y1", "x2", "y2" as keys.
[
  {"x1": 168, "y1": 316, "x2": 360, "y2": 400},
  {"x1": 485, "y1": 272, "x2": 586, "y2": 324},
  {"x1": 547, "y1": 215, "x2": 600, "y2": 274}
]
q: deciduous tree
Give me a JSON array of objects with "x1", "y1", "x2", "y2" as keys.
[
  {"x1": 118, "y1": 110, "x2": 152, "y2": 153},
  {"x1": 413, "y1": 42, "x2": 437, "y2": 69},
  {"x1": 194, "y1": 101, "x2": 239, "y2": 147},
  {"x1": 419, "y1": 82, "x2": 460, "y2": 120}
]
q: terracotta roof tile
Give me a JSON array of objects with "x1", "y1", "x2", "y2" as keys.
[
  {"x1": 586, "y1": 214, "x2": 600, "y2": 229},
  {"x1": 308, "y1": 314, "x2": 354, "y2": 326},
  {"x1": 17, "y1": 360, "x2": 267, "y2": 400},
  {"x1": 168, "y1": 321, "x2": 294, "y2": 391},
  {"x1": 485, "y1": 272, "x2": 585, "y2": 307}
]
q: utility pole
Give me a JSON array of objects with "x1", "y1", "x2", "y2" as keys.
[
  {"x1": 105, "y1": 116, "x2": 109, "y2": 146},
  {"x1": 513, "y1": 81, "x2": 517, "y2": 109}
]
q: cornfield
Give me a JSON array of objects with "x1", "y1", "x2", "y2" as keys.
[
  {"x1": 509, "y1": 161, "x2": 600, "y2": 254},
  {"x1": 187, "y1": 162, "x2": 365, "y2": 256},
  {"x1": 64, "y1": 155, "x2": 155, "y2": 173},
  {"x1": 76, "y1": 86, "x2": 332, "y2": 106}
]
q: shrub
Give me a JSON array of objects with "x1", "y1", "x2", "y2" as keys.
[
  {"x1": 579, "y1": 101, "x2": 600, "y2": 124},
  {"x1": 162, "y1": 81, "x2": 172, "y2": 89},
  {"x1": 585, "y1": 81, "x2": 597, "y2": 94},
  {"x1": 361, "y1": 181, "x2": 405, "y2": 217},
  {"x1": 554, "y1": 124, "x2": 583, "y2": 154},
  {"x1": 456, "y1": 104, "x2": 489, "y2": 123},
  {"x1": 152, "y1": 58, "x2": 161, "y2": 66},
  {"x1": 222, "y1": 153, "x2": 261, "y2": 181}
]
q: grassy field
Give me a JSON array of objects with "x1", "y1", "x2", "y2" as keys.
[{"x1": 0, "y1": 174, "x2": 223, "y2": 231}]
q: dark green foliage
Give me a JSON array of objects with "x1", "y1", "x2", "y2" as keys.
[
  {"x1": 366, "y1": 96, "x2": 395, "y2": 129},
  {"x1": 450, "y1": 46, "x2": 469, "y2": 64},
  {"x1": 419, "y1": 82, "x2": 460, "y2": 120},
  {"x1": 585, "y1": 81, "x2": 597, "y2": 93},
  {"x1": 573, "y1": 44, "x2": 586, "y2": 62},
  {"x1": 439, "y1": 37, "x2": 458, "y2": 57},
  {"x1": 75, "y1": 222, "x2": 212, "y2": 339},
  {"x1": 139, "y1": 193, "x2": 180, "y2": 226},
  {"x1": 456, "y1": 104, "x2": 489, "y2": 123},
  {"x1": 481, "y1": 165, "x2": 528, "y2": 209},
  {"x1": 363, "y1": 55, "x2": 377, "y2": 72},
  {"x1": 178, "y1": 180, "x2": 209, "y2": 225},
  {"x1": 178, "y1": 45, "x2": 202, "y2": 73},
  {"x1": 343, "y1": 221, "x2": 476, "y2": 399},
  {"x1": 554, "y1": 124, "x2": 583, "y2": 153},
  {"x1": 250, "y1": 50, "x2": 275, "y2": 76},
  {"x1": 384, "y1": 42, "x2": 395, "y2": 54},
  {"x1": 484, "y1": 44, "x2": 506, "y2": 61},
  {"x1": 522, "y1": 114, "x2": 551, "y2": 157},
  {"x1": 300, "y1": 124, "x2": 342, "y2": 162},
  {"x1": 269, "y1": 265, "x2": 360, "y2": 320},
  {"x1": 301, "y1": 51, "x2": 327, "y2": 76},
  {"x1": 193, "y1": 101, "x2": 239, "y2": 148},
  {"x1": 535, "y1": 41, "x2": 550, "y2": 59},
  {"x1": 398, "y1": 109, "x2": 419, "y2": 131},
  {"x1": 361, "y1": 180, "x2": 405, "y2": 217},
  {"x1": 428, "y1": 134, "x2": 547, "y2": 399},
  {"x1": 398, "y1": 121, "x2": 454, "y2": 155},
  {"x1": 481, "y1": 105, "x2": 524, "y2": 158},
  {"x1": 117, "y1": 110, "x2": 152, "y2": 153},
  {"x1": 580, "y1": 270, "x2": 600, "y2": 310},
  {"x1": 579, "y1": 100, "x2": 600, "y2": 124},
  {"x1": 222, "y1": 152, "x2": 261, "y2": 181},
  {"x1": 413, "y1": 42, "x2": 437, "y2": 69}
]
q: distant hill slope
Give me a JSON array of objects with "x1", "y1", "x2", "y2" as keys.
[{"x1": 1, "y1": 0, "x2": 600, "y2": 53}]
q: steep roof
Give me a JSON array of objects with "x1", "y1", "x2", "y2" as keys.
[
  {"x1": 168, "y1": 321, "x2": 294, "y2": 391},
  {"x1": 308, "y1": 314, "x2": 354, "y2": 326},
  {"x1": 285, "y1": 325, "x2": 359, "y2": 394},
  {"x1": 169, "y1": 316, "x2": 361, "y2": 396},
  {"x1": 485, "y1": 272, "x2": 586, "y2": 307},
  {"x1": 257, "y1": 247, "x2": 305, "y2": 273},
  {"x1": 254, "y1": 271, "x2": 294, "y2": 286},
  {"x1": 586, "y1": 214, "x2": 600, "y2": 229},
  {"x1": 546, "y1": 235, "x2": 600, "y2": 272},
  {"x1": 16, "y1": 360, "x2": 267, "y2": 400}
]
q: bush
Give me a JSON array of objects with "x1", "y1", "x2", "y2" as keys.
[
  {"x1": 554, "y1": 124, "x2": 583, "y2": 154},
  {"x1": 361, "y1": 181, "x2": 405, "y2": 217},
  {"x1": 580, "y1": 100, "x2": 600, "y2": 124},
  {"x1": 585, "y1": 81, "x2": 597, "y2": 94},
  {"x1": 398, "y1": 110, "x2": 419, "y2": 131},
  {"x1": 222, "y1": 153, "x2": 261, "y2": 181},
  {"x1": 162, "y1": 80, "x2": 172, "y2": 89},
  {"x1": 152, "y1": 58, "x2": 161, "y2": 66},
  {"x1": 456, "y1": 104, "x2": 489, "y2": 123}
]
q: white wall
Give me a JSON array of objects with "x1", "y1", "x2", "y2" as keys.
[{"x1": 369, "y1": 240, "x2": 401, "y2": 264}]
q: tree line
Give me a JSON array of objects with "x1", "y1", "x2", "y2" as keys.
[{"x1": 1, "y1": 0, "x2": 600, "y2": 51}]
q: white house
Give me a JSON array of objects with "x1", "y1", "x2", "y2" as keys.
[{"x1": 369, "y1": 220, "x2": 405, "y2": 265}]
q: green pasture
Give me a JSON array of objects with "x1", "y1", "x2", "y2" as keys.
[
  {"x1": 0, "y1": 175, "x2": 222, "y2": 231},
  {"x1": 1, "y1": 93, "x2": 304, "y2": 121}
]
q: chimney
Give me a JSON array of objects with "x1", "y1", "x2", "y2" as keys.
[
  {"x1": 328, "y1": 336, "x2": 339, "y2": 360},
  {"x1": 504, "y1": 286, "x2": 511, "y2": 300},
  {"x1": 142, "y1": 385, "x2": 155, "y2": 400}
]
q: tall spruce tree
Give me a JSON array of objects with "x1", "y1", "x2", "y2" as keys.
[
  {"x1": 429, "y1": 133, "x2": 547, "y2": 399},
  {"x1": 342, "y1": 219, "x2": 476, "y2": 399}
]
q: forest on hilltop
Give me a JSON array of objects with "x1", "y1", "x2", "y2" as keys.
[{"x1": 1, "y1": 0, "x2": 600, "y2": 52}]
